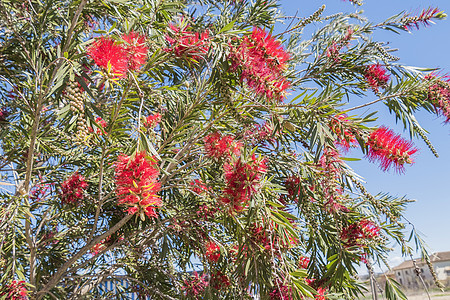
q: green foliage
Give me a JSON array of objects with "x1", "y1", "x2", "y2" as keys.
[{"x1": 0, "y1": 0, "x2": 447, "y2": 299}]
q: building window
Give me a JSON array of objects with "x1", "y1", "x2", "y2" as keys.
[
  {"x1": 399, "y1": 278, "x2": 403, "y2": 285},
  {"x1": 405, "y1": 270, "x2": 408, "y2": 275},
  {"x1": 397, "y1": 272, "x2": 401, "y2": 276}
]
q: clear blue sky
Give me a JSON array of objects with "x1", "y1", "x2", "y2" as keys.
[{"x1": 279, "y1": 0, "x2": 450, "y2": 269}]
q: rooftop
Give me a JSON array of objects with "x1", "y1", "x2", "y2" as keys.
[{"x1": 392, "y1": 251, "x2": 450, "y2": 270}]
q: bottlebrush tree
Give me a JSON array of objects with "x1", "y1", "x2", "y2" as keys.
[{"x1": 0, "y1": 0, "x2": 447, "y2": 299}]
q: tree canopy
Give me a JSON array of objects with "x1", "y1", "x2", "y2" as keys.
[{"x1": 0, "y1": 0, "x2": 448, "y2": 299}]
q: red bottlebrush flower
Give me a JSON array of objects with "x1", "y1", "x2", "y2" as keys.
[
  {"x1": 196, "y1": 204, "x2": 217, "y2": 220},
  {"x1": 326, "y1": 42, "x2": 341, "y2": 63},
  {"x1": 144, "y1": 113, "x2": 161, "y2": 129},
  {"x1": 329, "y1": 114, "x2": 357, "y2": 152},
  {"x1": 90, "y1": 240, "x2": 107, "y2": 256},
  {"x1": 340, "y1": 219, "x2": 380, "y2": 248},
  {"x1": 165, "y1": 21, "x2": 210, "y2": 62},
  {"x1": 0, "y1": 107, "x2": 10, "y2": 123},
  {"x1": 402, "y1": 7, "x2": 444, "y2": 31},
  {"x1": 315, "y1": 287, "x2": 329, "y2": 300},
  {"x1": 115, "y1": 151, "x2": 161, "y2": 218},
  {"x1": 364, "y1": 64, "x2": 390, "y2": 92},
  {"x1": 190, "y1": 179, "x2": 208, "y2": 195},
  {"x1": 298, "y1": 256, "x2": 310, "y2": 269},
  {"x1": 87, "y1": 37, "x2": 128, "y2": 77},
  {"x1": 366, "y1": 126, "x2": 418, "y2": 173},
  {"x1": 285, "y1": 175, "x2": 301, "y2": 198},
  {"x1": 426, "y1": 75, "x2": 450, "y2": 122},
  {"x1": 60, "y1": 172, "x2": 88, "y2": 205},
  {"x1": 122, "y1": 31, "x2": 149, "y2": 70},
  {"x1": 319, "y1": 146, "x2": 343, "y2": 175},
  {"x1": 89, "y1": 117, "x2": 107, "y2": 135},
  {"x1": 203, "y1": 132, "x2": 241, "y2": 160},
  {"x1": 182, "y1": 271, "x2": 208, "y2": 298},
  {"x1": 222, "y1": 155, "x2": 267, "y2": 211},
  {"x1": 269, "y1": 279, "x2": 292, "y2": 300},
  {"x1": 205, "y1": 241, "x2": 221, "y2": 263},
  {"x1": 0, "y1": 280, "x2": 28, "y2": 300},
  {"x1": 230, "y1": 27, "x2": 291, "y2": 101},
  {"x1": 211, "y1": 271, "x2": 231, "y2": 290}
]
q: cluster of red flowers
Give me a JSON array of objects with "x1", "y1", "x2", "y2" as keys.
[
  {"x1": 319, "y1": 147, "x2": 343, "y2": 177},
  {"x1": 165, "y1": 21, "x2": 210, "y2": 62},
  {"x1": 203, "y1": 131, "x2": 241, "y2": 160},
  {"x1": 426, "y1": 75, "x2": 450, "y2": 122},
  {"x1": 402, "y1": 7, "x2": 443, "y2": 31},
  {"x1": 285, "y1": 175, "x2": 301, "y2": 198},
  {"x1": 367, "y1": 126, "x2": 418, "y2": 173},
  {"x1": 205, "y1": 240, "x2": 221, "y2": 263},
  {"x1": 144, "y1": 113, "x2": 161, "y2": 129},
  {"x1": 306, "y1": 279, "x2": 329, "y2": 300},
  {"x1": 190, "y1": 179, "x2": 209, "y2": 195},
  {"x1": 326, "y1": 28, "x2": 353, "y2": 63},
  {"x1": 182, "y1": 272, "x2": 208, "y2": 298},
  {"x1": 340, "y1": 219, "x2": 381, "y2": 248},
  {"x1": 0, "y1": 280, "x2": 28, "y2": 300},
  {"x1": 364, "y1": 64, "x2": 390, "y2": 92},
  {"x1": 60, "y1": 172, "x2": 88, "y2": 205},
  {"x1": 210, "y1": 271, "x2": 231, "y2": 290},
  {"x1": 230, "y1": 27, "x2": 291, "y2": 101},
  {"x1": 249, "y1": 224, "x2": 272, "y2": 252},
  {"x1": 298, "y1": 256, "x2": 310, "y2": 269},
  {"x1": 87, "y1": 32, "x2": 148, "y2": 77},
  {"x1": 0, "y1": 107, "x2": 9, "y2": 123},
  {"x1": 269, "y1": 279, "x2": 292, "y2": 300},
  {"x1": 89, "y1": 117, "x2": 107, "y2": 135},
  {"x1": 329, "y1": 114, "x2": 357, "y2": 151},
  {"x1": 115, "y1": 151, "x2": 161, "y2": 218},
  {"x1": 90, "y1": 236, "x2": 124, "y2": 256},
  {"x1": 243, "y1": 122, "x2": 277, "y2": 145},
  {"x1": 30, "y1": 177, "x2": 53, "y2": 202},
  {"x1": 221, "y1": 155, "x2": 267, "y2": 211},
  {"x1": 122, "y1": 32, "x2": 149, "y2": 71}
]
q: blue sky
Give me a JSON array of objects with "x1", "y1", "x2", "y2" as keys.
[{"x1": 279, "y1": 0, "x2": 450, "y2": 270}]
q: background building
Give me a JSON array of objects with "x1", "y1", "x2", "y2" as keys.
[{"x1": 393, "y1": 251, "x2": 450, "y2": 290}]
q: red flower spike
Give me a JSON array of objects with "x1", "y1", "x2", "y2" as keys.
[
  {"x1": 402, "y1": 7, "x2": 444, "y2": 31},
  {"x1": 269, "y1": 279, "x2": 292, "y2": 300},
  {"x1": 329, "y1": 114, "x2": 357, "y2": 152},
  {"x1": 0, "y1": 280, "x2": 28, "y2": 300},
  {"x1": 144, "y1": 113, "x2": 161, "y2": 129},
  {"x1": 190, "y1": 179, "x2": 208, "y2": 195},
  {"x1": 165, "y1": 21, "x2": 210, "y2": 62},
  {"x1": 340, "y1": 219, "x2": 381, "y2": 248},
  {"x1": 88, "y1": 117, "x2": 107, "y2": 135},
  {"x1": 122, "y1": 31, "x2": 149, "y2": 71},
  {"x1": 426, "y1": 75, "x2": 450, "y2": 122},
  {"x1": 364, "y1": 64, "x2": 390, "y2": 92},
  {"x1": 205, "y1": 240, "x2": 221, "y2": 263},
  {"x1": 222, "y1": 155, "x2": 267, "y2": 212},
  {"x1": 87, "y1": 37, "x2": 128, "y2": 77},
  {"x1": 230, "y1": 27, "x2": 291, "y2": 101},
  {"x1": 181, "y1": 271, "x2": 208, "y2": 298},
  {"x1": 298, "y1": 256, "x2": 310, "y2": 269},
  {"x1": 211, "y1": 271, "x2": 231, "y2": 290},
  {"x1": 203, "y1": 132, "x2": 241, "y2": 160},
  {"x1": 367, "y1": 126, "x2": 418, "y2": 173},
  {"x1": 115, "y1": 151, "x2": 161, "y2": 218},
  {"x1": 60, "y1": 172, "x2": 88, "y2": 205}
]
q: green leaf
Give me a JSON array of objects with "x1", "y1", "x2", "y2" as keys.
[{"x1": 218, "y1": 20, "x2": 236, "y2": 34}]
